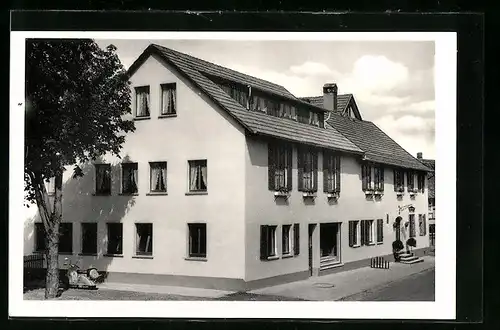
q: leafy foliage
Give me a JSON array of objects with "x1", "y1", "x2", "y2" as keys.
[
  {"x1": 392, "y1": 239, "x2": 404, "y2": 251},
  {"x1": 25, "y1": 39, "x2": 135, "y2": 201},
  {"x1": 406, "y1": 237, "x2": 417, "y2": 247}
]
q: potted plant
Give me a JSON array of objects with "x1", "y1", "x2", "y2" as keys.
[
  {"x1": 406, "y1": 237, "x2": 417, "y2": 253},
  {"x1": 392, "y1": 240, "x2": 404, "y2": 262},
  {"x1": 274, "y1": 186, "x2": 290, "y2": 197}
]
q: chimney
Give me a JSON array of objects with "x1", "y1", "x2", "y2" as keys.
[
  {"x1": 417, "y1": 152, "x2": 423, "y2": 159},
  {"x1": 323, "y1": 83, "x2": 338, "y2": 112}
]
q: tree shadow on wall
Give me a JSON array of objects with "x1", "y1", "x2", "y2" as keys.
[{"x1": 23, "y1": 156, "x2": 138, "y2": 295}]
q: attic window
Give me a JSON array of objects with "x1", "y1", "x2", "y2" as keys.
[{"x1": 218, "y1": 83, "x2": 249, "y2": 109}]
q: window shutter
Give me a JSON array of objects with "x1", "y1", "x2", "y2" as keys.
[
  {"x1": 287, "y1": 146, "x2": 293, "y2": 191},
  {"x1": 380, "y1": 166, "x2": 385, "y2": 191},
  {"x1": 335, "y1": 156, "x2": 341, "y2": 192},
  {"x1": 348, "y1": 222, "x2": 354, "y2": 247},
  {"x1": 323, "y1": 151, "x2": 329, "y2": 193},
  {"x1": 268, "y1": 144, "x2": 275, "y2": 191},
  {"x1": 312, "y1": 151, "x2": 318, "y2": 192},
  {"x1": 360, "y1": 220, "x2": 365, "y2": 245},
  {"x1": 260, "y1": 225, "x2": 268, "y2": 260},
  {"x1": 293, "y1": 224, "x2": 300, "y2": 255},
  {"x1": 297, "y1": 147, "x2": 304, "y2": 191},
  {"x1": 362, "y1": 165, "x2": 367, "y2": 191},
  {"x1": 423, "y1": 215, "x2": 427, "y2": 235},
  {"x1": 377, "y1": 219, "x2": 384, "y2": 242},
  {"x1": 394, "y1": 169, "x2": 398, "y2": 192}
]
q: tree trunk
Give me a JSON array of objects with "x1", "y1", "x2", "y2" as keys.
[{"x1": 45, "y1": 219, "x2": 60, "y2": 299}]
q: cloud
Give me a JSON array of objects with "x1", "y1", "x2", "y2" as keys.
[{"x1": 289, "y1": 61, "x2": 339, "y2": 77}]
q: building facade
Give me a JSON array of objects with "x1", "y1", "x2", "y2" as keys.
[
  {"x1": 417, "y1": 153, "x2": 435, "y2": 249},
  {"x1": 24, "y1": 44, "x2": 431, "y2": 291}
]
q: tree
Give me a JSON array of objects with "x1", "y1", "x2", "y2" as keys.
[{"x1": 25, "y1": 39, "x2": 135, "y2": 299}]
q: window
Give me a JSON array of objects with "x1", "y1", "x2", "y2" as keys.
[
  {"x1": 220, "y1": 83, "x2": 249, "y2": 108},
  {"x1": 81, "y1": 223, "x2": 97, "y2": 255},
  {"x1": 136, "y1": 223, "x2": 153, "y2": 256},
  {"x1": 268, "y1": 143, "x2": 292, "y2": 191},
  {"x1": 393, "y1": 169, "x2": 404, "y2": 192},
  {"x1": 95, "y1": 164, "x2": 111, "y2": 195},
  {"x1": 266, "y1": 99, "x2": 280, "y2": 117},
  {"x1": 419, "y1": 214, "x2": 427, "y2": 236},
  {"x1": 309, "y1": 111, "x2": 319, "y2": 126},
  {"x1": 360, "y1": 220, "x2": 375, "y2": 245},
  {"x1": 417, "y1": 172, "x2": 425, "y2": 192},
  {"x1": 260, "y1": 225, "x2": 277, "y2": 259},
  {"x1": 323, "y1": 151, "x2": 341, "y2": 193},
  {"x1": 362, "y1": 164, "x2": 373, "y2": 191},
  {"x1": 282, "y1": 225, "x2": 292, "y2": 255},
  {"x1": 409, "y1": 214, "x2": 416, "y2": 238},
  {"x1": 376, "y1": 219, "x2": 384, "y2": 243},
  {"x1": 188, "y1": 160, "x2": 207, "y2": 192},
  {"x1": 107, "y1": 223, "x2": 123, "y2": 255},
  {"x1": 298, "y1": 147, "x2": 318, "y2": 192},
  {"x1": 150, "y1": 162, "x2": 167, "y2": 192},
  {"x1": 297, "y1": 108, "x2": 309, "y2": 124},
  {"x1": 320, "y1": 223, "x2": 341, "y2": 262},
  {"x1": 34, "y1": 223, "x2": 45, "y2": 252},
  {"x1": 46, "y1": 177, "x2": 55, "y2": 195},
  {"x1": 59, "y1": 223, "x2": 73, "y2": 254},
  {"x1": 160, "y1": 83, "x2": 176, "y2": 115},
  {"x1": 135, "y1": 86, "x2": 150, "y2": 117},
  {"x1": 188, "y1": 223, "x2": 207, "y2": 258},
  {"x1": 374, "y1": 165, "x2": 385, "y2": 191},
  {"x1": 293, "y1": 223, "x2": 300, "y2": 255},
  {"x1": 280, "y1": 104, "x2": 296, "y2": 119},
  {"x1": 121, "y1": 163, "x2": 138, "y2": 194},
  {"x1": 407, "y1": 171, "x2": 415, "y2": 191},
  {"x1": 348, "y1": 220, "x2": 360, "y2": 247}
]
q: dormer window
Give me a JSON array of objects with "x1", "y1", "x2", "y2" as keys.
[
  {"x1": 309, "y1": 112, "x2": 319, "y2": 126},
  {"x1": 135, "y1": 86, "x2": 150, "y2": 118}
]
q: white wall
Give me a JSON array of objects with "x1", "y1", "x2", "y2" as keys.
[
  {"x1": 244, "y1": 136, "x2": 429, "y2": 281},
  {"x1": 25, "y1": 54, "x2": 248, "y2": 280}
]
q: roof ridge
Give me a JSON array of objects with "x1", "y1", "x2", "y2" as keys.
[
  {"x1": 151, "y1": 43, "x2": 295, "y2": 96},
  {"x1": 366, "y1": 121, "x2": 432, "y2": 170}
]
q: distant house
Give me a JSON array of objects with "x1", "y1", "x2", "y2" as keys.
[
  {"x1": 417, "y1": 153, "x2": 435, "y2": 247},
  {"x1": 25, "y1": 44, "x2": 432, "y2": 291}
]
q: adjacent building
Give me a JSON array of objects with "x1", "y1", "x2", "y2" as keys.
[
  {"x1": 417, "y1": 153, "x2": 435, "y2": 248},
  {"x1": 24, "y1": 44, "x2": 432, "y2": 291}
]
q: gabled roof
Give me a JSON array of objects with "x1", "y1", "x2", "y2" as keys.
[
  {"x1": 127, "y1": 44, "x2": 362, "y2": 154},
  {"x1": 300, "y1": 94, "x2": 352, "y2": 113},
  {"x1": 327, "y1": 114, "x2": 430, "y2": 171},
  {"x1": 419, "y1": 159, "x2": 435, "y2": 198},
  {"x1": 300, "y1": 94, "x2": 362, "y2": 120}
]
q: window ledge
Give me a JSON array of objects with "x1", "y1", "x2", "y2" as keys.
[
  {"x1": 350, "y1": 244, "x2": 361, "y2": 248},
  {"x1": 366, "y1": 242, "x2": 376, "y2": 246},
  {"x1": 264, "y1": 255, "x2": 280, "y2": 261},
  {"x1": 281, "y1": 254, "x2": 294, "y2": 259},
  {"x1": 376, "y1": 242, "x2": 384, "y2": 245},
  {"x1": 302, "y1": 192, "x2": 317, "y2": 198},
  {"x1": 146, "y1": 192, "x2": 168, "y2": 196},
  {"x1": 134, "y1": 116, "x2": 151, "y2": 121},
  {"x1": 92, "y1": 193, "x2": 111, "y2": 196},
  {"x1": 326, "y1": 192, "x2": 339, "y2": 198},
  {"x1": 119, "y1": 192, "x2": 139, "y2": 196},
  {"x1": 78, "y1": 253, "x2": 98, "y2": 256},
  {"x1": 274, "y1": 191, "x2": 290, "y2": 197},
  {"x1": 133, "y1": 255, "x2": 154, "y2": 259},
  {"x1": 103, "y1": 254, "x2": 124, "y2": 258},
  {"x1": 158, "y1": 113, "x2": 177, "y2": 119},
  {"x1": 185, "y1": 191, "x2": 208, "y2": 196},
  {"x1": 185, "y1": 257, "x2": 207, "y2": 262}
]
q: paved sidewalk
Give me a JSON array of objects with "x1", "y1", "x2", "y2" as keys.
[
  {"x1": 97, "y1": 282, "x2": 234, "y2": 299},
  {"x1": 249, "y1": 256, "x2": 435, "y2": 301}
]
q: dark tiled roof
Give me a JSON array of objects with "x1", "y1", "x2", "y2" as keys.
[
  {"x1": 300, "y1": 94, "x2": 352, "y2": 113},
  {"x1": 419, "y1": 159, "x2": 435, "y2": 198},
  {"x1": 135, "y1": 44, "x2": 363, "y2": 154},
  {"x1": 327, "y1": 114, "x2": 431, "y2": 171}
]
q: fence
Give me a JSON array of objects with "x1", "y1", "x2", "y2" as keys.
[
  {"x1": 370, "y1": 256, "x2": 390, "y2": 269},
  {"x1": 24, "y1": 254, "x2": 46, "y2": 269}
]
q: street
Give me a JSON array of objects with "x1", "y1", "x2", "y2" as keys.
[{"x1": 340, "y1": 268, "x2": 435, "y2": 301}]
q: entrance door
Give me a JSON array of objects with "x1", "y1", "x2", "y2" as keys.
[{"x1": 308, "y1": 224, "x2": 315, "y2": 276}]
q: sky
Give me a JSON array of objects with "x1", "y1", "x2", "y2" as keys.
[{"x1": 96, "y1": 39, "x2": 436, "y2": 159}]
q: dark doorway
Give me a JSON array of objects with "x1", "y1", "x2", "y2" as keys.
[
  {"x1": 308, "y1": 224, "x2": 316, "y2": 276},
  {"x1": 320, "y1": 223, "x2": 341, "y2": 264}
]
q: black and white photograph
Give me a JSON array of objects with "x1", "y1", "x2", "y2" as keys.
[{"x1": 10, "y1": 31, "x2": 456, "y2": 319}]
